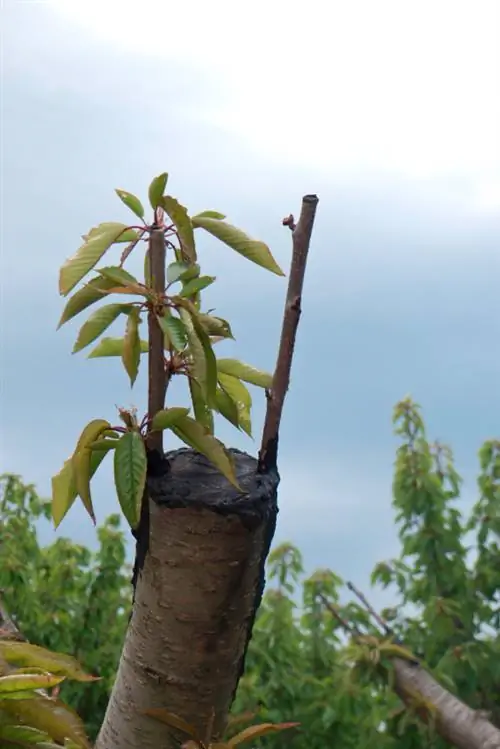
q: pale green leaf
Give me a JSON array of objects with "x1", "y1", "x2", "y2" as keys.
[
  {"x1": 72, "y1": 304, "x2": 130, "y2": 353},
  {"x1": 57, "y1": 277, "x2": 116, "y2": 328},
  {"x1": 214, "y1": 387, "x2": 239, "y2": 431},
  {"x1": 156, "y1": 313, "x2": 187, "y2": 352},
  {"x1": 88, "y1": 337, "x2": 148, "y2": 358},
  {"x1": 97, "y1": 266, "x2": 140, "y2": 287},
  {"x1": 161, "y1": 196, "x2": 196, "y2": 263},
  {"x1": 179, "y1": 305, "x2": 217, "y2": 404},
  {"x1": 189, "y1": 377, "x2": 214, "y2": 433},
  {"x1": 115, "y1": 189, "x2": 145, "y2": 219},
  {"x1": 113, "y1": 432, "x2": 147, "y2": 530},
  {"x1": 59, "y1": 223, "x2": 139, "y2": 296},
  {"x1": 218, "y1": 373, "x2": 252, "y2": 437},
  {"x1": 228, "y1": 723, "x2": 300, "y2": 747},
  {"x1": 179, "y1": 275, "x2": 215, "y2": 298},
  {"x1": 122, "y1": 308, "x2": 141, "y2": 386},
  {"x1": 172, "y1": 415, "x2": 240, "y2": 489},
  {"x1": 71, "y1": 419, "x2": 111, "y2": 523},
  {"x1": 216, "y1": 359, "x2": 272, "y2": 388},
  {"x1": 198, "y1": 314, "x2": 234, "y2": 339},
  {"x1": 150, "y1": 407, "x2": 190, "y2": 431},
  {"x1": 51, "y1": 450, "x2": 107, "y2": 528},
  {"x1": 148, "y1": 172, "x2": 168, "y2": 209},
  {"x1": 191, "y1": 210, "x2": 226, "y2": 221},
  {"x1": 191, "y1": 217, "x2": 284, "y2": 276},
  {"x1": 166, "y1": 261, "x2": 190, "y2": 285}
]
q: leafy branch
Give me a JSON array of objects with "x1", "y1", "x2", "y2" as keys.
[{"x1": 51, "y1": 171, "x2": 304, "y2": 534}]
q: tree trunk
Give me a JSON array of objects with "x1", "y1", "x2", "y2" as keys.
[
  {"x1": 95, "y1": 447, "x2": 279, "y2": 749},
  {"x1": 393, "y1": 657, "x2": 500, "y2": 749}
]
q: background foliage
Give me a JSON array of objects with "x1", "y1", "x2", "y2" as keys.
[{"x1": 2, "y1": 399, "x2": 499, "y2": 746}]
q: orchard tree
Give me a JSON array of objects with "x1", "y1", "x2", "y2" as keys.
[{"x1": 49, "y1": 173, "x2": 319, "y2": 749}]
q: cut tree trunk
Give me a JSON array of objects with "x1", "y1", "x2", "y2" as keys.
[
  {"x1": 95, "y1": 447, "x2": 279, "y2": 749},
  {"x1": 393, "y1": 657, "x2": 500, "y2": 749}
]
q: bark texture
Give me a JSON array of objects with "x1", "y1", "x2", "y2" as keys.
[
  {"x1": 393, "y1": 658, "x2": 500, "y2": 749},
  {"x1": 95, "y1": 448, "x2": 279, "y2": 749}
]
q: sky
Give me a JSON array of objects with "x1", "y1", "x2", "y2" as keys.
[{"x1": 1, "y1": 0, "x2": 499, "y2": 610}]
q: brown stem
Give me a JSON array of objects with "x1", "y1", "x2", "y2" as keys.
[
  {"x1": 258, "y1": 194, "x2": 319, "y2": 473},
  {"x1": 146, "y1": 227, "x2": 167, "y2": 455},
  {"x1": 347, "y1": 581, "x2": 392, "y2": 637}
]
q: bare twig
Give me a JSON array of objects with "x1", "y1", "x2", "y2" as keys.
[
  {"x1": 258, "y1": 194, "x2": 319, "y2": 473},
  {"x1": 146, "y1": 226, "x2": 167, "y2": 455},
  {"x1": 347, "y1": 581, "x2": 392, "y2": 637},
  {"x1": 318, "y1": 593, "x2": 363, "y2": 637}
]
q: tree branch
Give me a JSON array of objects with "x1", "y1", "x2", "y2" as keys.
[
  {"x1": 146, "y1": 224, "x2": 167, "y2": 455},
  {"x1": 258, "y1": 194, "x2": 319, "y2": 473},
  {"x1": 0, "y1": 593, "x2": 26, "y2": 641}
]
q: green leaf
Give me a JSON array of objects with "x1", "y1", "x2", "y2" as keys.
[
  {"x1": 71, "y1": 419, "x2": 111, "y2": 523},
  {"x1": 57, "y1": 276, "x2": 117, "y2": 328},
  {"x1": 228, "y1": 723, "x2": 300, "y2": 747},
  {"x1": 1, "y1": 693, "x2": 91, "y2": 748},
  {"x1": 148, "y1": 172, "x2": 168, "y2": 210},
  {"x1": 88, "y1": 336, "x2": 148, "y2": 358},
  {"x1": 171, "y1": 415, "x2": 240, "y2": 489},
  {"x1": 72, "y1": 304, "x2": 130, "y2": 353},
  {"x1": 0, "y1": 672, "x2": 64, "y2": 694},
  {"x1": 51, "y1": 450, "x2": 108, "y2": 528},
  {"x1": 198, "y1": 314, "x2": 234, "y2": 339},
  {"x1": 97, "y1": 266, "x2": 140, "y2": 287},
  {"x1": 115, "y1": 189, "x2": 145, "y2": 220},
  {"x1": 189, "y1": 377, "x2": 214, "y2": 433},
  {"x1": 156, "y1": 313, "x2": 187, "y2": 352},
  {"x1": 166, "y1": 261, "x2": 190, "y2": 285},
  {"x1": 122, "y1": 308, "x2": 141, "y2": 386},
  {"x1": 113, "y1": 432, "x2": 147, "y2": 530},
  {"x1": 179, "y1": 275, "x2": 215, "y2": 298},
  {"x1": 214, "y1": 387, "x2": 240, "y2": 431},
  {"x1": 191, "y1": 210, "x2": 226, "y2": 221},
  {"x1": 179, "y1": 304, "x2": 217, "y2": 404},
  {"x1": 151, "y1": 407, "x2": 190, "y2": 431},
  {"x1": 191, "y1": 217, "x2": 284, "y2": 276},
  {"x1": 216, "y1": 359, "x2": 272, "y2": 388},
  {"x1": 59, "y1": 223, "x2": 139, "y2": 296},
  {"x1": 218, "y1": 373, "x2": 252, "y2": 437},
  {"x1": 161, "y1": 196, "x2": 196, "y2": 263}
]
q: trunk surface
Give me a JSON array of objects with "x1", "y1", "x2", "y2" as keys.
[{"x1": 95, "y1": 448, "x2": 279, "y2": 749}]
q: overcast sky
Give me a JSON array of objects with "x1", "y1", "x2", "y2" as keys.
[{"x1": 1, "y1": 0, "x2": 499, "y2": 607}]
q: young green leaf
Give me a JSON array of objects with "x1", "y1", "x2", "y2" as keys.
[
  {"x1": 115, "y1": 189, "x2": 145, "y2": 220},
  {"x1": 113, "y1": 431, "x2": 147, "y2": 530},
  {"x1": 179, "y1": 275, "x2": 215, "y2": 298},
  {"x1": 59, "y1": 223, "x2": 139, "y2": 296},
  {"x1": 156, "y1": 313, "x2": 187, "y2": 352},
  {"x1": 214, "y1": 386, "x2": 240, "y2": 431},
  {"x1": 148, "y1": 172, "x2": 169, "y2": 210},
  {"x1": 166, "y1": 261, "x2": 190, "y2": 285},
  {"x1": 228, "y1": 723, "x2": 300, "y2": 747},
  {"x1": 57, "y1": 276, "x2": 117, "y2": 328},
  {"x1": 97, "y1": 266, "x2": 140, "y2": 287},
  {"x1": 216, "y1": 359, "x2": 273, "y2": 388},
  {"x1": 191, "y1": 217, "x2": 284, "y2": 276},
  {"x1": 179, "y1": 305, "x2": 217, "y2": 404},
  {"x1": 218, "y1": 373, "x2": 252, "y2": 437},
  {"x1": 198, "y1": 314, "x2": 234, "y2": 339},
  {"x1": 73, "y1": 304, "x2": 131, "y2": 353},
  {"x1": 161, "y1": 196, "x2": 197, "y2": 263},
  {"x1": 88, "y1": 337, "x2": 148, "y2": 358},
  {"x1": 71, "y1": 419, "x2": 111, "y2": 524},
  {"x1": 189, "y1": 377, "x2": 214, "y2": 433},
  {"x1": 171, "y1": 415, "x2": 240, "y2": 489},
  {"x1": 122, "y1": 309, "x2": 142, "y2": 386},
  {"x1": 51, "y1": 450, "x2": 108, "y2": 528},
  {"x1": 151, "y1": 407, "x2": 190, "y2": 431},
  {"x1": 88, "y1": 438, "x2": 120, "y2": 451},
  {"x1": 191, "y1": 210, "x2": 226, "y2": 221}
]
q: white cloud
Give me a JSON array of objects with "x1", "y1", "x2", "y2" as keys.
[{"x1": 47, "y1": 0, "x2": 500, "y2": 188}]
